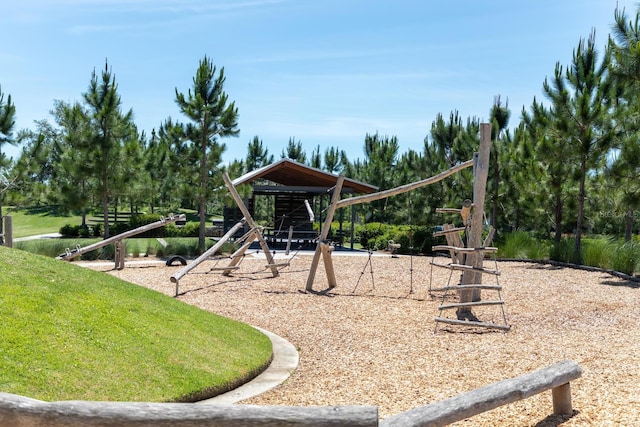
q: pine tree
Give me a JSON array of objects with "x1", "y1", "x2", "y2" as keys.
[
  {"x1": 0, "y1": 85, "x2": 16, "y2": 240},
  {"x1": 539, "y1": 31, "x2": 616, "y2": 262},
  {"x1": 175, "y1": 56, "x2": 239, "y2": 252},
  {"x1": 83, "y1": 61, "x2": 135, "y2": 238}
]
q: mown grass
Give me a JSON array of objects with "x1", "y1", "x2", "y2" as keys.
[
  {"x1": 15, "y1": 238, "x2": 237, "y2": 259},
  {"x1": 0, "y1": 246, "x2": 272, "y2": 402},
  {"x1": 4, "y1": 206, "x2": 84, "y2": 238}
]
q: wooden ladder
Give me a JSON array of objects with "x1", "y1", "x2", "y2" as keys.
[{"x1": 430, "y1": 204, "x2": 510, "y2": 332}]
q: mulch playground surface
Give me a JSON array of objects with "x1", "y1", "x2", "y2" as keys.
[{"x1": 90, "y1": 251, "x2": 640, "y2": 426}]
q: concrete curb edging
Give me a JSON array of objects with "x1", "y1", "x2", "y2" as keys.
[{"x1": 197, "y1": 327, "x2": 299, "y2": 404}]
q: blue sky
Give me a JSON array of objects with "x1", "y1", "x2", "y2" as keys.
[{"x1": 1, "y1": 0, "x2": 637, "y2": 165}]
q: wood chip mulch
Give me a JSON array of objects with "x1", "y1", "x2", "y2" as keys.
[{"x1": 88, "y1": 250, "x2": 640, "y2": 426}]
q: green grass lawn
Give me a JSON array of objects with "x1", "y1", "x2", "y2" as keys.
[
  {"x1": 4, "y1": 206, "x2": 84, "y2": 238},
  {"x1": 0, "y1": 245, "x2": 272, "y2": 402}
]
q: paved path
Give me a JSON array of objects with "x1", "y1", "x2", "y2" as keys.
[{"x1": 197, "y1": 327, "x2": 299, "y2": 404}]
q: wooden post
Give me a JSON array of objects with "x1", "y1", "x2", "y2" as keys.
[
  {"x1": 306, "y1": 176, "x2": 345, "y2": 291},
  {"x1": 222, "y1": 229, "x2": 258, "y2": 276},
  {"x1": 4, "y1": 216, "x2": 12, "y2": 248},
  {"x1": 552, "y1": 383, "x2": 573, "y2": 415},
  {"x1": 285, "y1": 225, "x2": 294, "y2": 255},
  {"x1": 222, "y1": 173, "x2": 279, "y2": 278},
  {"x1": 115, "y1": 240, "x2": 126, "y2": 270},
  {"x1": 458, "y1": 123, "x2": 491, "y2": 317}
]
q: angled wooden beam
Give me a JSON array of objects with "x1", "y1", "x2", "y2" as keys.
[
  {"x1": 335, "y1": 159, "x2": 473, "y2": 209},
  {"x1": 223, "y1": 173, "x2": 279, "y2": 278},
  {"x1": 306, "y1": 175, "x2": 345, "y2": 291}
]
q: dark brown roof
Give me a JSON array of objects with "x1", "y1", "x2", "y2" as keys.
[{"x1": 232, "y1": 159, "x2": 378, "y2": 194}]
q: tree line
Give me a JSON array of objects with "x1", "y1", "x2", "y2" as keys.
[{"x1": 1, "y1": 7, "x2": 639, "y2": 261}]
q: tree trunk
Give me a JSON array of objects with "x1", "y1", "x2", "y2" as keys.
[
  {"x1": 80, "y1": 180, "x2": 87, "y2": 229},
  {"x1": 491, "y1": 154, "x2": 499, "y2": 232},
  {"x1": 573, "y1": 159, "x2": 587, "y2": 265},
  {"x1": 0, "y1": 145, "x2": 3, "y2": 241},
  {"x1": 198, "y1": 136, "x2": 208, "y2": 253},
  {"x1": 554, "y1": 187, "x2": 563, "y2": 243},
  {"x1": 625, "y1": 209, "x2": 634, "y2": 242}
]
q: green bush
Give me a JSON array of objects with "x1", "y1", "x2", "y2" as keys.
[
  {"x1": 355, "y1": 222, "x2": 387, "y2": 250},
  {"x1": 611, "y1": 241, "x2": 640, "y2": 275},
  {"x1": 59, "y1": 224, "x2": 80, "y2": 237},
  {"x1": 498, "y1": 231, "x2": 549, "y2": 260},
  {"x1": 550, "y1": 238, "x2": 574, "y2": 263},
  {"x1": 582, "y1": 237, "x2": 613, "y2": 269}
]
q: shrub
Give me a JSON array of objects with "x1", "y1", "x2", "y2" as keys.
[
  {"x1": 582, "y1": 237, "x2": 613, "y2": 269},
  {"x1": 59, "y1": 224, "x2": 80, "y2": 237},
  {"x1": 356, "y1": 222, "x2": 387, "y2": 250},
  {"x1": 550, "y1": 238, "x2": 574, "y2": 263},
  {"x1": 611, "y1": 240, "x2": 640, "y2": 275},
  {"x1": 499, "y1": 231, "x2": 549, "y2": 260}
]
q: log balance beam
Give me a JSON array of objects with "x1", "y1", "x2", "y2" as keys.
[{"x1": 381, "y1": 359, "x2": 582, "y2": 426}]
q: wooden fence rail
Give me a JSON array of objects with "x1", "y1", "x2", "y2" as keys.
[
  {"x1": 380, "y1": 360, "x2": 582, "y2": 427},
  {"x1": 0, "y1": 394, "x2": 377, "y2": 427},
  {"x1": 0, "y1": 360, "x2": 581, "y2": 427}
]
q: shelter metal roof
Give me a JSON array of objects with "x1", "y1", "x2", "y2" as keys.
[{"x1": 231, "y1": 159, "x2": 378, "y2": 194}]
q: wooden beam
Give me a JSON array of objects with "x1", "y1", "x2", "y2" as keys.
[
  {"x1": 335, "y1": 159, "x2": 474, "y2": 209},
  {"x1": 442, "y1": 284, "x2": 502, "y2": 291},
  {"x1": 432, "y1": 227, "x2": 466, "y2": 237},
  {"x1": 223, "y1": 173, "x2": 279, "y2": 278},
  {"x1": 460, "y1": 123, "x2": 492, "y2": 307},
  {"x1": 438, "y1": 301, "x2": 504, "y2": 310},
  {"x1": 381, "y1": 360, "x2": 581, "y2": 427},
  {"x1": 433, "y1": 317, "x2": 511, "y2": 331},
  {"x1": 57, "y1": 214, "x2": 187, "y2": 261},
  {"x1": 306, "y1": 176, "x2": 345, "y2": 291},
  {"x1": 0, "y1": 393, "x2": 379, "y2": 427},
  {"x1": 170, "y1": 220, "x2": 246, "y2": 290},
  {"x1": 430, "y1": 262, "x2": 500, "y2": 275},
  {"x1": 432, "y1": 245, "x2": 498, "y2": 253},
  {"x1": 222, "y1": 230, "x2": 258, "y2": 276}
]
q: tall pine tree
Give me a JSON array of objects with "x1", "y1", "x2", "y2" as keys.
[{"x1": 175, "y1": 56, "x2": 239, "y2": 252}]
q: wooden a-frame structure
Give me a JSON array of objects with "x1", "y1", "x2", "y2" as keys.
[{"x1": 305, "y1": 123, "x2": 492, "y2": 299}]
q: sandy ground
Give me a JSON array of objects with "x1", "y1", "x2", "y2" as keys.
[{"x1": 85, "y1": 250, "x2": 640, "y2": 426}]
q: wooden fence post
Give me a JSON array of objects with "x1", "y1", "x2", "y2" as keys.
[{"x1": 4, "y1": 216, "x2": 12, "y2": 248}]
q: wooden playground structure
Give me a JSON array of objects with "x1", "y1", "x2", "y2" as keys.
[
  {"x1": 170, "y1": 123, "x2": 503, "y2": 330},
  {"x1": 57, "y1": 214, "x2": 187, "y2": 270}
]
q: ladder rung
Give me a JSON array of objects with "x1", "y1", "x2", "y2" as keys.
[
  {"x1": 430, "y1": 262, "x2": 500, "y2": 275},
  {"x1": 439, "y1": 301, "x2": 504, "y2": 310},
  {"x1": 432, "y1": 245, "x2": 498, "y2": 253},
  {"x1": 442, "y1": 284, "x2": 503, "y2": 291},
  {"x1": 265, "y1": 262, "x2": 290, "y2": 268},
  {"x1": 432, "y1": 227, "x2": 466, "y2": 237},
  {"x1": 436, "y1": 208, "x2": 462, "y2": 214},
  {"x1": 434, "y1": 317, "x2": 511, "y2": 331}
]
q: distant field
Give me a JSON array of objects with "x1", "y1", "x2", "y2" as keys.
[
  {"x1": 4, "y1": 206, "x2": 83, "y2": 238},
  {"x1": 3, "y1": 206, "x2": 217, "y2": 239}
]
